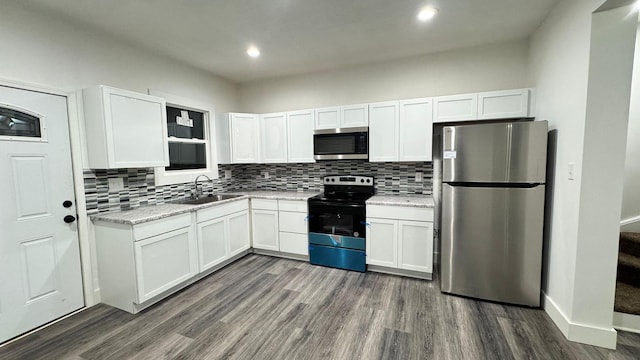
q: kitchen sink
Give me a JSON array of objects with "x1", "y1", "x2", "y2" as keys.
[{"x1": 174, "y1": 194, "x2": 243, "y2": 205}]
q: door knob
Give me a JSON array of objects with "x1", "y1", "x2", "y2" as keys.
[
  {"x1": 64, "y1": 215, "x2": 76, "y2": 223},
  {"x1": 63, "y1": 200, "x2": 73, "y2": 208}
]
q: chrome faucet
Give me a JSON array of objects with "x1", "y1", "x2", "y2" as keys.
[{"x1": 192, "y1": 175, "x2": 212, "y2": 199}]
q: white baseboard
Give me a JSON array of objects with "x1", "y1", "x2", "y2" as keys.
[
  {"x1": 542, "y1": 292, "x2": 617, "y2": 349},
  {"x1": 621, "y1": 215, "x2": 640, "y2": 232},
  {"x1": 614, "y1": 312, "x2": 640, "y2": 334}
]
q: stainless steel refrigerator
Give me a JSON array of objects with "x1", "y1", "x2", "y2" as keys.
[{"x1": 440, "y1": 120, "x2": 548, "y2": 307}]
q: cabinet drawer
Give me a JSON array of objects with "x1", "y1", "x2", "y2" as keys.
[
  {"x1": 197, "y1": 199, "x2": 249, "y2": 222},
  {"x1": 279, "y1": 232, "x2": 308, "y2": 256},
  {"x1": 133, "y1": 213, "x2": 192, "y2": 241},
  {"x1": 251, "y1": 199, "x2": 278, "y2": 211},
  {"x1": 278, "y1": 200, "x2": 307, "y2": 213},
  {"x1": 279, "y1": 211, "x2": 307, "y2": 234},
  {"x1": 367, "y1": 205, "x2": 433, "y2": 222}
]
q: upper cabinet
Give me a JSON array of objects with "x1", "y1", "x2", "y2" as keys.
[
  {"x1": 433, "y1": 93, "x2": 478, "y2": 123},
  {"x1": 259, "y1": 112, "x2": 288, "y2": 163},
  {"x1": 369, "y1": 101, "x2": 399, "y2": 162},
  {"x1": 229, "y1": 113, "x2": 260, "y2": 163},
  {"x1": 369, "y1": 98, "x2": 433, "y2": 162},
  {"x1": 434, "y1": 88, "x2": 534, "y2": 123},
  {"x1": 477, "y1": 88, "x2": 532, "y2": 119},
  {"x1": 82, "y1": 85, "x2": 169, "y2": 169},
  {"x1": 287, "y1": 109, "x2": 315, "y2": 163},
  {"x1": 314, "y1": 104, "x2": 368, "y2": 130},
  {"x1": 399, "y1": 98, "x2": 433, "y2": 161}
]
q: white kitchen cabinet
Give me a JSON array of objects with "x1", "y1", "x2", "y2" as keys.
[
  {"x1": 341, "y1": 104, "x2": 369, "y2": 128},
  {"x1": 398, "y1": 220, "x2": 433, "y2": 273},
  {"x1": 287, "y1": 109, "x2": 315, "y2": 163},
  {"x1": 315, "y1": 107, "x2": 341, "y2": 129},
  {"x1": 366, "y1": 205, "x2": 434, "y2": 277},
  {"x1": 251, "y1": 209, "x2": 280, "y2": 251},
  {"x1": 399, "y1": 98, "x2": 433, "y2": 161},
  {"x1": 369, "y1": 101, "x2": 399, "y2": 162},
  {"x1": 94, "y1": 212, "x2": 197, "y2": 313},
  {"x1": 197, "y1": 200, "x2": 251, "y2": 262},
  {"x1": 314, "y1": 104, "x2": 368, "y2": 129},
  {"x1": 230, "y1": 113, "x2": 260, "y2": 163},
  {"x1": 278, "y1": 200, "x2": 308, "y2": 256},
  {"x1": 82, "y1": 85, "x2": 169, "y2": 169},
  {"x1": 260, "y1": 112, "x2": 288, "y2": 163},
  {"x1": 228, "y1": 210, "x2": 251, "y2": 256},
  {"x1": 197, "y1": 216, "x2": 227, "y2": 271},
  {"x1": 477, "y1": 88, "x2": 532, "y2": 119},
  {"x1": 134, "y1": 226, "x2": 197, "y2": 303},
  {"x1": 366, "y1": 218, "x2": 398, "y2": 267},
  {"x1": 433, "y1": 93, "x2": 478, "y2": 123}
]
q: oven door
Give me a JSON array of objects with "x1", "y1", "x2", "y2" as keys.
[{"x1": 308, "y1": 201, "x2": 366, "y2": 248}]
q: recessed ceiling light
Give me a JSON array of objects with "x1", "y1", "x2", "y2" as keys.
[
  {"x1": 247, "y1": 46, "x2": 261, "y2": 58},
  {"x1": 417, "y1": 6, "x2": 438, "y2": 22}
]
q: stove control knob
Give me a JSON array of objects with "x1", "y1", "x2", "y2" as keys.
[
  {"x1": 367, "y1": 179, "x2": 371, "y2": 183},
  {"x1": 360, "y1": 179, "x2": 364, "y2": 183}
]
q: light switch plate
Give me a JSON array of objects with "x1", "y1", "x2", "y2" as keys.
[
  {"x1": 108, "y1": 177, "x2": 124, "y2": 192},
  {"x1": 263, "y1": 171, "x2": 270, "y2": 179},
  {"x1": 415, "y1": 172, "x2": 423, "y2": 182},
  {"x1": 225, "y1": 170, "x2": 232, "y2": 179}
]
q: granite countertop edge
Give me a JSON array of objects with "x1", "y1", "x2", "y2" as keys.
[
  {"x1": 366, "y1": 194, "x2": 435, "y2": 208},
  {"x1": 91, "y1": 191, "x2": 320, "y2": 225}
]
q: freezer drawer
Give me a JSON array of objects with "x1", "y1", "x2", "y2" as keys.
[
  {"x1": 443, "y1": 121, "x2": 548, "y2": 183},
  {"x1": 440, "y1": 183, "x2": 545, "y2": 306}
]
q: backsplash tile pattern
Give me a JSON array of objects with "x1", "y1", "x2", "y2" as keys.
[{"x1": 83, "y1": 161, "x2": 432, "y2": 215}]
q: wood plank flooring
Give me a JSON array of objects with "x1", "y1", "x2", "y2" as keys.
[{"x1": 2, "y1": 254, "x2": 640, "y2": 359}]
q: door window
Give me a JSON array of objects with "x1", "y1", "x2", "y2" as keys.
[{"x1": 0, "y1": 106, "x2": 42, "y2": 139}]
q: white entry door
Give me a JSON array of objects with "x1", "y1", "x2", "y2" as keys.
[{"x1": 0, "y1": 85, "x2": 84, "y2": 343}]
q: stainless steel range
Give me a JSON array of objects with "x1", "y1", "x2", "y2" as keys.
[{"x1": 307, "y1": 175, "x2": 375, "y2": 272}]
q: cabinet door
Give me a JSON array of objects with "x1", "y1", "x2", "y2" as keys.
[
  {"x1": 134, "y1": 226, "x2": 197, "y2": 303},
  {"x1": 315, "y1": 107, "x2": 340, "y2": 130},
  {"x1": 95, "y1": 86, "x2": 168, "y2": 168},
  {"x1": 369, "y1": 101, "x2": 399, "y2": 162},
  {"x1": 399, "y1": 98, "x2": 433, "y2": 161},
  {"x1": 279, "y1": 232, "x2": 308, "y2": 256},
  {"x1": 251, "y1": 210, "x2": 279, "y2": 251},
  {"x1": 398, "y1": 220, "x2": 433, "y2": 273},
  {"x1": 433, "y1": 93, "x2": 478, "y2": 123},
  {"x1": 197, "y1": 216, "x2": 228, "y2": 272},
  {"x1": 228, "y1": 210, "x2": 250, "y2": 257},
  {"x1": 231, "y1": 113, "x2": 260, "y2": 163},
  {"x1": 341, "y1": 104, "x2": 369, "y2": 128},
  {"x1": 260, "y1": 112, "x2": 288, "y2": 163},
  {"x1": 366, "y1": 218, "x2": 397, "y2": 267},
  {"x1": 477, "y1": 89, "x2": 531, "y2": 120},
  {"x1": 286, "y1": 110, "x2": 315, "y2": 163}
]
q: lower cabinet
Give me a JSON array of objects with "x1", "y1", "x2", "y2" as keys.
[
  {"x1": 366, "y1": 205, "x2": 434, "y2": 276},
  {"x1": 95, "y1": 199, "x2": 250, "y2": 314},
  {"x1": 196, "y1": 200, "x2": 250, "y2": 272},
  {"x1": 134, "y1": 226, "x2": 198, "y2": 303},
  {"x1": 250, "y1": 199, "x2": 308, "y2": 256}
]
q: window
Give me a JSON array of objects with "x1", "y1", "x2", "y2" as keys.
[
  {"x1": 0, "y1": 103, "x2": 47, "y2": 142},
  {"x1": 149, "y1": 90, "x2": 218, "y2": 186}
]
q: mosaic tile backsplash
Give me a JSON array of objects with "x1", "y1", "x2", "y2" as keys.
[{"x1": 83, "y1": 160, "x2": 432, "y2": 215}]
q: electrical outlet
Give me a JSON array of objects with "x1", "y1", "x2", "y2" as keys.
[
  {"x1": 415, "y1": 172, "x2": 423, "y2": 182},
  {"x1": 225, "y1": 170, "x2": 232, "y2": 179},
  {"x1": 108, "y1": 177, "x2": 124, "y2": 192},
  {"x1": 568, "y1": 162, "x2": 576, "y2": 180},
  {"x1": 263, "y1": 171, "x2": 270, "y2": 179}
]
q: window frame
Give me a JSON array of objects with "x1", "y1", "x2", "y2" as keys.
[
  {"x1": 149, "y1": 90, "x2": 218, "y2": 186},
  {"x1": 0, "y1": 102, "x2": 48, "y2": 142}
]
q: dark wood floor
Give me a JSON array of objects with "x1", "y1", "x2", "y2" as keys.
[{"x1": 2, "y1": 254, "x2": 640, "y2": 360}]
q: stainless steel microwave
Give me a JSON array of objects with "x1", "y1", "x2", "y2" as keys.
[{"x1": 313, "y1": 127, "x2": 368, "y2": 160}]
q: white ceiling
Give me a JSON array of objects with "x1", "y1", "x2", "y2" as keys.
[{"x1": 22, "y1": 0, "x2": 559, "y2": 83}]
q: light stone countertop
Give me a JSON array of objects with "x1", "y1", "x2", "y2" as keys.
[
  {"x1": 91, "y1": 191, "x2": 320, "y2": 225},
  {"x1": 366, "y1": 194, "x2": 434, "y2": 208}
]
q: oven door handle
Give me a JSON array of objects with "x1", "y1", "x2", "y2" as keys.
[{"x1": 309, "y1": 201, "x2": 365, "y2": 208}]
